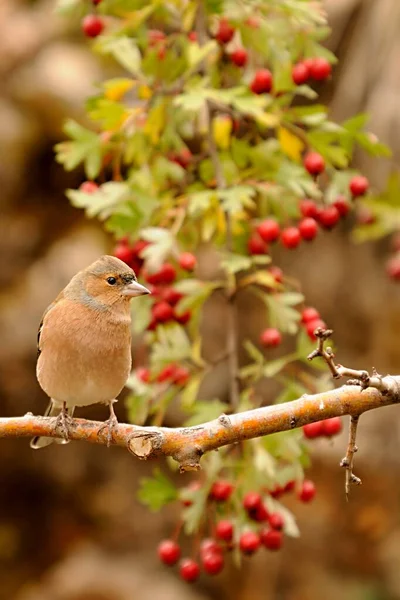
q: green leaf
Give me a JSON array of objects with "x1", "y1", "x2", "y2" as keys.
[
  {"x1": 265, "y1": 293, "x2": 302, "y2": 334},
  {"x1": 263, "y1": 353, "x2": 298, "y2": 378},
  {"x1": 184, "y1": 399, "x2": 230, "y2": 426},
  {"x1": 180, "y1": 375, "x2": 203, "y2": 409},
  {"x1": 55, "y1": 119, "x2": 102, "y2": 179},
  {"x1": 218, "y1": 186, "x2": 257, "y2": 214},
  {"x1": 67, "y1": 182, "x2": 131, "y2": 219},
  {"x1": 87, "y1": 98, "x2": 127, "y2": 129},
  {"x1": 186, "y1": 40, "x2": 217, "y2": 69},
  {"x1": 141, "y1": 227, "x2": 176, "y2": 271},
  {"x1": 100, "y1": 36, "x2": 142, "y2": 76},
  {"x1": 220, "y1": 253, "x2": 252, "y2": 275},
  {"x1": 175, "y1": 279, "x2": 219, "y2": 313},
  {"x1": 137, "y1": 468, "x2": 178, "y2": 512},
  {"x1": 151, "y1": 323, "x2": 192, "y2": 366},
  {"x1": 243, "y1": 340, "x2": 264, "y2": 364},
  {"x1": 126, "y1": 393, "x2": 150, "y2": 426}
]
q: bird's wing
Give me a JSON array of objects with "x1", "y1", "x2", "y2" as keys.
[{"x1": 37, "y1": 291, "x2": 64, "y2": 358}]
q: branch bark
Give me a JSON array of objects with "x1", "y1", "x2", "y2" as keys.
[{"x1": 2, "y1": 378, "x2": 399, "y2": 471}]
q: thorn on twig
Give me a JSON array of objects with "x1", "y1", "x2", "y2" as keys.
[
  {"x1": 340, "y1": 415, "x2": 362, "y2": 499},
  {"x1": 307, "y1": 328, "x2": 338, "y2": 377}
]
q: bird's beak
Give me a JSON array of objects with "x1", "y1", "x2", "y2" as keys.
[{"x1": 122, "y1": 281, "x2": 151, "y2": 297}]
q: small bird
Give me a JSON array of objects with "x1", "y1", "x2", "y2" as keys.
[{"x1": 31, "y1": 255, "x2": 150, "y2": 449}]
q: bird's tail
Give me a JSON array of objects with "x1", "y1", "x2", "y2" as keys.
[{"x1": 30, "y1": 401, "x2": 75, "y2": 449}]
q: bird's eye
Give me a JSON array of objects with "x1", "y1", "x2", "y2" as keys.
[{"x1": 106, "y1": 276, "x2": 117, "y2": 285}]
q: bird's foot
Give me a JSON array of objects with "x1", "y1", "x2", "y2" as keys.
[
  {"x1": 98, "y1": 401, "x2": 119, "y2": 447},
  {"x1": 54, "y1": 406, "x2": 74, "y2": 442}
]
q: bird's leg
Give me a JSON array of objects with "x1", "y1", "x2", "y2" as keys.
[
  {"x1": 98, "y1": 400, "x2": 119, "y2": 447},
  {"x1": 54, "y1": 402, "x2": 74, "y2": 442}
]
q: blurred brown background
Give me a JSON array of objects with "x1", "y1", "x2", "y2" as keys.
[{"x1": 1, "y1": 1, "x2": 400, "y2": 599}]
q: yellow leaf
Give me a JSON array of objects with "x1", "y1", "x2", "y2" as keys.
[
  {"x1": 232, "y1": 211, "x2": 248, "y2": 235},
  {"x1": 144, "y1": 100, "x2": 166, "y2": 144},
  {"x1": 138, "y1": 84, "x2": 153, "y2": 100},
  {"x1": 277, "y1": 126, "x2": 304, "y2": 162},
  {"x1": 104, "y1": 78, "x2": 134, "y2": 101},
  {"x1": 212, "y1": 115, "x2": 232, "y2": 150}
]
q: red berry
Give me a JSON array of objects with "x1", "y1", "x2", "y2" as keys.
[
  {"x1": 210, "y1": 480, "x2": 234, "y2": 502},
  {"x1": 250, "y1": 503, "x2": 269, "y2": 522},
  {"x1": 243, "y1": 491, "x2": 262, "y2": 512},
  {"x1": 305, "y1": 318, "x2": 327, "y2": 340},
  {"x1": 152, "y1": 301, "x2": 175, "y2": 323},
  {"x1": 231, "y1": 48, "x2": 248, "y2": 67},
  {"x1": 318, "y1": 206, "x2": 340, "y2": 230},
  {"x1": 245, "y1": 16, "x2": 260, "y2": 28},
  {"x1": 157, "y1": 45, "x2": 166, "y2": 60},
  {"x1": 80, "y1": 181, "x2": 99, "y2": 193},
  {"x1": 321, "y1": 416, "x2": 342, "y2": 437},
  {"x1": 179, "y1": 558, "x2": 200, "y2": 582},
  {"x1": 92, "y1": 0, "x2": 102, "y2": 4},
  {"x1": 131, "y1": 239, "x2": 150, "y2": 258},
  {"x1": 248, "y1": 233, "x2": 268, "y2": 255},
  {"x1": 114, "y1": 244, "x2": 134, "y2": 265},
  {"x1": 215, "y1": 18, "x2": 235, "y2": 44},
  {"x1": 298, "y1": 480, "x2": 316, "y2": 502},
  {"x1": 357, "y1": 207, "x2": 375, "y2": 225},
  {"x1": 260, "y1": 528, "x2": 283, "y2": 550},
  {"x1": 303, "y1": 421, "x2": 324, "y2": 439},
  {"x1": 239, "y1": 531, "x2": 260, "y2": 555},
  {"x1": 174, "y1": 310, "x2": 191, "y2": 325},
  {"x1": 260, "y1": 328, "x2": 282, "y2": 348},
  {"x1": 161, "y1": 288, "x2": 183, "y2": 306},
  {"x1": 349, "y1": 175, "x2": 369, "y2": 197},
  {"x1": 200, "y1": 538, "x2": 223, "y2": 556},
  {"x1": 309, "y1": 57, "x2": 332, "y2": 81},
  {"x1": 179, "y1": 252, "x2": 197, "y2": 271},
  {"x1": 334, "y1": 195, "x2": 350, "y2": 217},
  {"x1": 283, "y1": 480, "x2": 295, "y2": 493},
  {"x1": 158, "y1": 540, "x2": 181, "y2": 565},
  {"x1": 145, "y1": 263, "x2": 177, "y2": 285},
  {"x1": 147, "y1": 319, "x2": 158, "y2": 331},
  {"x1": 188, "y1": 31, "x2": 197, "y2": 42},
  {"x1": 300, "y1": 199, "x2": 319, "y2": 219},
  {"x1": 268, "y1": 512, "x2": 284, "y2": 531},
  {"x1": 301, "y1": 307, "x2": 320, "y2": 323},
  {"x1": 202, "y1": 552, "x2": 224, "y2": 575},
  {"x1": 303, "y1": 151, "x2": 325, "y2": 176},
  {"x1": 299, "y1": 217, "x2": 318, "y2": 241},
  {"x1": 386, "y1": 257, "x2": 400, "y2": 281},
  {"x1": 292, "y1": 62, "x2": 310, "y2": 85},
  {"x1": 250, "y1": 69, "x2": 273, "y2": 94},
  {"x1": 216, "y1": 520, "x2": 234, "y2": 542},
  {"x1": 157, "y1": 363, "x2": 178, "y2": 383},
  {"x1": 148, "y1": 29, "x2": 166, "y2": 46},
  {"x1": 136, "y1": 367, "x2": 150, "y2": 383},
  {"x1": 257, "y1": 219, "x2": 281, "y2": 243},
  {"x1": 172, "y1": 366, "x2": 190, "y2": 386},
  {"x1": 281, "y1": 227, "x2": 301, "y2": 249},
  {"x1": 270, "y1": 486, "x2": 284, "y2": 499},
  {"x1": 269, "y1": 266, "x2": 283, "y2": 283},
  {"x1": 81, "y1": 14, "x2": 104, "y2": 38}
]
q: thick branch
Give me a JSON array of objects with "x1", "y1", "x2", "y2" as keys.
[{"x1": 2, "y1": 379, "x2": 400, "y2": 471}]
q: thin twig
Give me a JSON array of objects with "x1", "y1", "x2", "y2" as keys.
[{"x1": 340, "y1": 416, "x2": 362, "y2": 499}]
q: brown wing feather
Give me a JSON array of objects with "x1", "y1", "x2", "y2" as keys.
[{"x1": 37, "y1": 291, "x2": 64, "y2": 358}]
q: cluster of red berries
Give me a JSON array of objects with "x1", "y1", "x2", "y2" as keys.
[
  {"x1": 300, "y1": 306, "x2": 326, "y2": 341},
  {"x1": 292, "y1": 57, "x2": 331, "y2": 85},
  {"x1": 113, "y1": 237, "x2": 196, "y2": 331},
  {"x1": 135, "y1": 362, "x2": 190, "y2": 387},
  {"x1": 303, "y1": 417, "x2": 342, "y2": 439},
  {"x1": 158, "y1": 477, "x2": 316, "y2": 582}
]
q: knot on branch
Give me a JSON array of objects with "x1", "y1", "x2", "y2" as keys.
[
  {"x1": 174, "y1": 445, "x2": 204, "y2": 473},
  {"x1": 127, "y1": 431, "x2": 163, "y2": 459}
]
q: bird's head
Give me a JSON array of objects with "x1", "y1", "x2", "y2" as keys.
[{"x1": 71, "y1": 255, "x2": 150, "y2": 309}]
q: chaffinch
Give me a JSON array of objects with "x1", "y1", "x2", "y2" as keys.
[{"x1": 31, "y1": 255, "x2": 150, "y2": 449}]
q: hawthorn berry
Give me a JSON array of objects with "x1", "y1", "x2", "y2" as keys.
[
  {"x1": 179, "y1": 558, "x2": 200, "y2": 582},
  {"x1": 216, "y1": 520, "x2": 234, "y2": 542},
  {"x1": 152, "y1": 301, "x2": 175, "y2": 323},
  {"x1": 200, "y1": 539, "x2": 223, "y2": 556},
  {"x1": 304, "y1": 151, "x2": 325, "y2": 176},
  {"x1": 210, "y1": 480, "x2": 234, "y2": 502},
  {"x1": 170, "y1": 148, "x2": 192, "y2": 169},
  {"x1": 251, "y1": 503, "x2": 269, "y2": 523},
  {"x1": 231, "y1": 48, "x2": 248, "y2": 67},
  {"x1": 260, "y1": 528, "x2": 283, "y2": 550},
  {"x1": 215, "y1": 18, "x2": 235, "y2": 44},
  {"x1": 157, "y1": 364, "x2": 178, "y2": 383},
  {"x1": 300, "y1": 199, "x2": 319, "y2": 219},
  {"x1": 179, "y1": 252, "x2": 197, "y2": 271},
  {"x1": 309, "y1": 57, "x2": 331, "y2": 81},
  {"x1": 239, "y1": 531, "x2": 260, "y2": 555},
  {"x1": 303, "y1": 421, "x2": 324, "y2": 439},
  {"x1": 92, "y1": 0, "x2": 102, "y2": 4},
  {"x1": 171, "y1": 366, "x2": 190, "y2": 386},
  {"x1": 80, "y1": 181, "x2": 99, "y2": 193},
  {"x1": 357, "y1": 207, "x2": 375, "y2": 225},
  {"x1": 349, "y1": 175, "x2": 369, "y2": 197},
  {"x1": 318, "y1": 206, "x2": 340, "y2": 230},
  {"x1": 386, "y1": 257, "x2": 400, "y2": 281},
  {"x1": 305, "y1": 318, "x2": 327, "y2": 340},
  {"x1": 269, "y1": 266, "x2": 283, "y2": 283},
  {"x1": 114, "y1": 243, "x2": 134, "y2": 265},
  {"x1": 321, "y1": 417, "x2": 342, "y2": 437},
  {"x1": 248, "y1": 233, "x2": 268, "y2": 255},
  {"x1": 292, "y1": 62, "x2": 310, "y2": 85},
  {"x1": 131, "y1": 239, "x2": 150, "y2": 258},
  {"x1": 334, "y1": 195, "x2": 350, "y2": 217},
  {"x1": 268, "y1": 512, "x2": 284, "y2": 531},
  {"x1": 148, "y1": 29, "x2": 166, "y2": 46},
  {"x1": 281, "y1": 227, "x2": 301, "y2": 249},
  {"x1": 299, "y1": 217, "x2": 318, "y2": 241},
  {"x1": 270, "y1": 486, "x2": 284, "y2": 499},
  {"x1": 260, "y1": 328, "x2": 282, "y2": 348},
  {"x1": 301, "y1": 307, "x2": 320, "y2": 323},
  {"x1": 158, "y1": 540, "x2": 181, "y2": 565},
  {"x1": 188, "y1": 31, "x2": 197, "y2": 42},
  {"x1": 284, "y1": 480, "x2": 295, "y2": 493},
  {"x1": 298, "y1": 480, "x2": 316, "y2": 502},
  {"x1": 145, "y1": 263, "x2": 177, "y2": 285},
  {"x1": 250, "y1": 69, "x2": 273, "y2": 94},
  {"x1": 81, "y1": 14, "x2": 104, "y2": 38},
  {"x1": 136, "y1": 367, "x2": 150, "y2": 383},
  {"x1": 202, "y1": 552, "x2": 224, "y2": 575},
  {"x1": 161, "y1": 288, "x2": 183, "y2": 306},
  {"x1": 243, "y1": 491, "x2": 262, "y2": 512},
  {"x1": 257, "y1": 218, "x2": 281, "y2": 243},
  {"x1": 174, "y1": 310, "x2": 191, "y2": 325}
]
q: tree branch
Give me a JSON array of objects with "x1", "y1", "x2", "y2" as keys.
[{"x1": 2, "y1": 378, "x2": 399, "y2": 472}]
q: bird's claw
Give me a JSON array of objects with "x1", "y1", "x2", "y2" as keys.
[
  {"x1": 54, "y1": 409, "x2": 74, "y2": 442},
  {"x1": 98, "y1": 414, "x2": 119, "y2": 447}
]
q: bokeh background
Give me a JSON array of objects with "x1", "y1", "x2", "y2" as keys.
[{"x1": 1, "y1": 1, "x2": 400, "y2": 598}]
